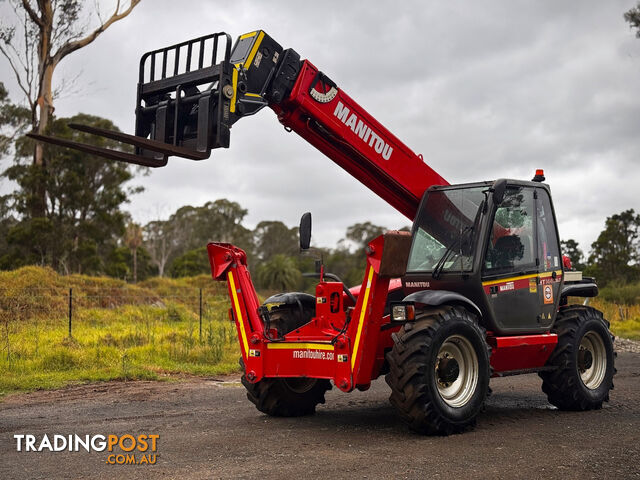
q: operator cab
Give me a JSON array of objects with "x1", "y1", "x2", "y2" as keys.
[{"x1": 402, "y1": 177, "x2": 563, "y2": 335}]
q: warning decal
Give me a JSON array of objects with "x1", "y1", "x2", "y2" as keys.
[{"x1": 543, "y1": 285, "x2": 554, "y2": 304}]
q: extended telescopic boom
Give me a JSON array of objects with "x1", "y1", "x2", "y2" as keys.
[{"x1": 29, "y1": 30, "x2": 448, "y2": 220}]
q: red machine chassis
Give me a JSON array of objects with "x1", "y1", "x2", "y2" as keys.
[{"x1": 208, "y1": 239, "x2": 557, "y2": 393}]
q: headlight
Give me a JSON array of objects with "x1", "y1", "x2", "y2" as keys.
[{"x1": 391, "y1": 303, "x2": 415, "y2": 322}]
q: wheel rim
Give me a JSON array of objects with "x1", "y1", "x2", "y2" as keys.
[
  {"x1": 435, "y1": 335, "x2": 479, "y2": 408},
  {"x1": 283, "y1": 377, "x2": 316, "y2": 394},
  {"x1": 578, "y1": 331, "x2": 607, "y2": 390}
]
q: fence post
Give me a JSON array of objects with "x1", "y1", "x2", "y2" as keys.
[
  {"x1": 199, "y1": 288, "x2": 203, "y2": 342},
  {"x1": 68, "y1": 287, "x2": 73, "y2": 338}
]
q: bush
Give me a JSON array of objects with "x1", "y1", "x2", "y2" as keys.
[
  {"x1": 599, "y1": 282, "x2": 640, "y2": 306},
  {"x1": 169, "y1": 247, "x2": 211, "y2": 277}
]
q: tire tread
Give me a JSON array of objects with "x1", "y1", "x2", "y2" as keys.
[
  {"x1": 539, "y1": 305, "x2": 616, "y2": 411},
  {"x1": 385, "y1": 306, "x2": 491, "y2": 435},
  {"x1": 240, "y1": 358, "x2": 331, "y2": 417}
]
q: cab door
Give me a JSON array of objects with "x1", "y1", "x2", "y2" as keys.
[
  {"x1": 534, "y1": 187, "x2": 563, "y2": 327},
  {"x1": 481, "y1": 186, "x2": 542, "y2": 333}
]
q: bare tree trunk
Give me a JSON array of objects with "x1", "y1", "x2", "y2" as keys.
[
  {"x1": 133, "y1": 247, "x2": 138, "y2": 283},
  {"x1": 1, "y1": 0, "x2": 143, "y2": 217},
  {"x1": 31, "y1": 62, "x2": 56, "y2": 216},
  {"x1": 31, "y1": 1, "x2": 54, "y2": 217},
  {"x1": 157, "y1": 237, "x2": 167, "y2": 277}
]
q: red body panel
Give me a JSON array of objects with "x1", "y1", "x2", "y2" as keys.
[
  {"x1": 487, "y1": 334, "x2": 557, "y2": 374},
  {"x1": 271, "y1": 60, "x2": 449, "y2": 221},
  {"x1": 208, "y1": 236, "x2": 396, "y2": 392}
]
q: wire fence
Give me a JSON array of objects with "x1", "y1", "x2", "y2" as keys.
[
  {"x1": 0, "y1": 287, "x2": 230, "y2": 338},
  {"x1": 56, "y1": 287, "x2": 227, "y2": 340},
  {"x1": 0, "y1": 286, "x2": 238, "y2": 371}
]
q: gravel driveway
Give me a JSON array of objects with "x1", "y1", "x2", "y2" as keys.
[{"x1": 1, "y1": 352, "x2": 639, "y2": 479}]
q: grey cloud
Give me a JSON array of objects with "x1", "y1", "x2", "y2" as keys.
[{"x1": 1, "y1": 0, "x2": 638, "y2": 254}]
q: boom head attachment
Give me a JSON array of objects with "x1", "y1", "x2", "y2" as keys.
[
  {"x1": 28, "y1": 31, "x2": 296, "y2": 167},
  {"x1": 133, "y1": 31, "x2": 235, "y2": 163}
]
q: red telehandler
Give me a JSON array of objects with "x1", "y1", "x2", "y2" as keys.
[{"x1": 31, "y1": 30, "x2": 616, "y2": 435}]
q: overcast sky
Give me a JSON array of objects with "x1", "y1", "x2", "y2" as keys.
[{"x1": 1, "y1": 0, "x2": 639, "y2": 255}]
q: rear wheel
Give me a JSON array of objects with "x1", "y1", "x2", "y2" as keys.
[
  {"x1": 240, "y1": 359, "x2": 331, "y2": 416},
  {"x1": 539, "y1": 305, "x2": 615, "y2": 410},
  {"x1": 240, "y1": 306, "x2": 331, "y2": 416},
  {"x1": 262, "y1": 292, "x2": 315, "y2": 337},
  {"x1": 385, "y1": 306, "x2": 491, "y2": 435}
]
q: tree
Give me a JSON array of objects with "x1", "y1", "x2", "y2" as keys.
[
  {"x1": 1, "y1": 113, "x2": 140, "y2": 273},
  {"x1": 588, "y1": 209, "x2": 640, "y2": 286},
  {"x1": 257, "y1": 254, "x2": 302, "y2": 292},
  {"x1": 124, "y1": 222, "x2": 142, "y2": 282},
  {"x1": 345, "y1": 221, "x2": 386, "y2": 251},
  {"x1": 144, "y1": 199, "x2": 253, "y2": 277},
  {"x1": 315, "y1": 222, "x2": 387, "y2": 289},
  {"x1": 169, "y1": 247, "x2": 210, "y2": 278},
  {"x1": 104, "y1": 244, "x2": 153, "y2": 280},
  {"x1": 561, "y1": 239, "x2": 584, "y2": 270},
  {"x1": 104, "y1": 245, "x2": 129, "y2": 279},
  {"x1": 325, "y1": 242, "x2": 362, "y2": 287},
  {"x1": 0, "y1": 0, "x2": 141, "y2": 215},
  {"x1": 253, "y1": 220, "x2": 299, "y2": 262},
  {"x1": 625, "y1": 2, "x2": 640, "y2": 37},
  {"x1": 0, "y1": 195, "x2": 17, "y2": 261},
  {"x1": 183, "y1": 199, "x2": 253, "y2": 254},
  {"x1": 0, "y1": 82, "x2": 30, "y2": 156},
  {"x1": 337, "y1": 221, "x2": 387, "y2": 285},
  {"x1": 143, "y1": 219, "x2": 186, "y2": 278}
]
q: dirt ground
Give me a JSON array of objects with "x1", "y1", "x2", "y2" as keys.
[{"x1": 1, "y1": 352, "x2": 639, "y2": 480}]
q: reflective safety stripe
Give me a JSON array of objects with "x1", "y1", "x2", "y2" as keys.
[
  {"x1": 351, "y1": 266, "x2": 374, "y2": 370},
  {"x1": 228, "y1": 271, "x2": 249, "y2": 356},
  {"x1": 267, "y1": 343, "x2": 334, "y2": 351},
  {"x1": 244, "y1": 31, "x2": 265, "y2": 69},
  {"x1": 540, "y1": 270, "x2": 563, "y2": 278},
  {"x1": 482, "y1": 270, "x2": 563, "y2": 287},
  {"x1": 230, "y1": 68, "x2": 238, "y2": 113}
]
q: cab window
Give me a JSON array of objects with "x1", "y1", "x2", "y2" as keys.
[
  {"x1": 484, "y1": 187, "x2": 536, "y2": 275},
  {"x1": 536, "y1": 189, "x2": 561, "y2": 271}
]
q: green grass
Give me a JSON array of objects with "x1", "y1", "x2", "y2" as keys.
[
  {"x1": 1, "y1": 266, "x2": 638, "y2": 398},
  {"x1": 593, "y1": 282, "x2": 640, "y2": 339},
  {"x1": 590, "y1": 298, "x2": 640, "y2": 340},
  {"x1": 0, "y1": 267, "x2": 240, "y2": 398},
  {"x1": 599, "y1": 282, "x2": 640, "y2": 306}
]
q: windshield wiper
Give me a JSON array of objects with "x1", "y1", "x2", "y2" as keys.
[
  {"x1": 432, "y1": 243, "x2": 455, "y2": 280},
  {"x1": 432, "y1": 225, "x2": 474, "y2": 280}
]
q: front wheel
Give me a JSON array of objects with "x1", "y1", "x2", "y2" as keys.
[
  {"x1": 385, "y1": 306, "x2": 491, "y2": 435},
  {"x1": 539, "y1": 305, "x2": 615, "y2": 410},
  {"x1": 240, "y1": 359, "x2": 331, "y2": 417}
]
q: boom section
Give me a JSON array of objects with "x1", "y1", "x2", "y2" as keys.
[{"x1": 271, "y1": 59, "x2": 447, "y2": 220}]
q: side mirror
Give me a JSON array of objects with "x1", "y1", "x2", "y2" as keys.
[
  {"x1": 299, "y1": 212, "x2": 312, "y2": 250},
  {"x1": 492, "y1": 179, "x2": 508, "y2": 205}
]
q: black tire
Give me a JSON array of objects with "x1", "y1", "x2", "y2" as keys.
[
  {"x1": 539, "y1": 305, "x2": 615, "y2": 410},
  {"x1": 262, "y1": 293, "x2": 315, "y2": 337},
  {"x1": 385, "y1": 306, "x2": 491, "y2": 435},
  {"x1": 240, "y1": 359, "x2": 331, "y2": 417},
  {"x1": 269, "y1": 308, "x2": 308, "y2": 338}
]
